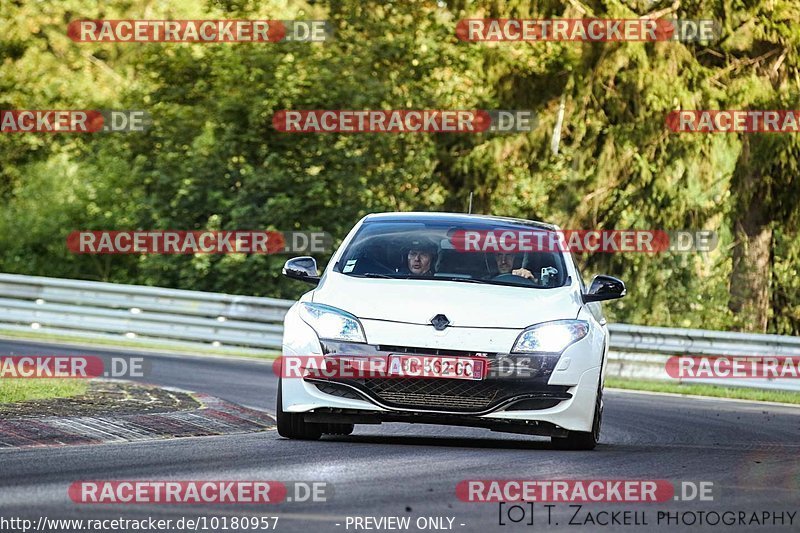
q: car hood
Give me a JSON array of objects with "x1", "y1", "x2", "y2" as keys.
[{"x1": 313, "y1": 272, "x2": 581, "y2": 329}]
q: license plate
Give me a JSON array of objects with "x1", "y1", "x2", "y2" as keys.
[{"x1": 387, "y1": 355, "x2": 485, "y2": 380}]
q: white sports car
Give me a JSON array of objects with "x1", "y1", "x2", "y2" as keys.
[{"x1": 278, "y1": 212, "x2": 625, "y2": 449}]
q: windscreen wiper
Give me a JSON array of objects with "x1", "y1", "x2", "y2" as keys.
[
  {"x1": 350, "y1": 273, "x2": 485, "y2": 283},
  {"x1": 427, "y1": 276, "x2": 484, "y2": 284}
]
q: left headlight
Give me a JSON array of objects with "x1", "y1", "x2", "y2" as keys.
[
  {"x1": 298, "y1": 302, "x2": 367, "y2": 343},
  {"x1": 511, "y1": 320, "x2": 589, "y2": 354}
]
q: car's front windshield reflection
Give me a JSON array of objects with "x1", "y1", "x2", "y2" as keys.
[{"x1": 335, "y1": 221, "x2": 568, "y2": 289}]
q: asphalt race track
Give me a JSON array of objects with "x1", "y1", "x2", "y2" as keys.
[{"x1": 1, "y1": 339, "x2": 798, "y2": 532}]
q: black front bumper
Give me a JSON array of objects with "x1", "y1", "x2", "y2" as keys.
[
  {"x1": 302, "y1": 407, "x2": 570, "y2": 438},
  {"x1": 311, "y1": 342, "x2": 572, "y2": 415}
]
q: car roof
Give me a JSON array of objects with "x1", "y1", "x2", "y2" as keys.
[{"x1": 362, "y1": 212, "x2": 559, "y2": 231}]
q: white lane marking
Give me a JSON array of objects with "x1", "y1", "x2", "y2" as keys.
[{"x1": 607, "y1": 387, "x2": 800, "y2": 409}]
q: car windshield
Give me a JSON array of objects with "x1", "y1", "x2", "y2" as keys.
[{"x1": 334, "y1": 219, "x2": 568, "y2": 289}]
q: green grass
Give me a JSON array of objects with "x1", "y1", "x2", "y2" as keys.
[
  {"x1": 0, "y1": 378, "x2": 88, "y2": 404},
  {"x1": 606, "y1": 377, "x2": 800, "y2": 405}
]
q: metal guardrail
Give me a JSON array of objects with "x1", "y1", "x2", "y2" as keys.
[
  {"x1": 0, "y1": 273, "x2": 291, "y2": 355},
  {"x1": 607, "y1": 324, "x2": 800, "y2": 391},
  {"x1": 0, "y1": 273, "x2": 798, "y2": 391}
]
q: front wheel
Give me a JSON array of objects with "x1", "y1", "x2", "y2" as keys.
[
  {"x1": 276, "y1": 378, "x2": 322, "y2": 440},
  {"x1": 551, "y1": 389, "x2": 602, "y2": 451}
]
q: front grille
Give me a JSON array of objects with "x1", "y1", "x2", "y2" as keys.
[
  {"x1": 363, "y1": 377, "x2": 502, "y2": 411},
  {"x1": 311, "y1": 343, "x2": 570, "y2": 413}
]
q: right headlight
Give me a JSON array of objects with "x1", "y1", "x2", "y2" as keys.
[
  {"x1": 298, "y1": 302, "x2": 367, "y2": 343},
  {"x1": 511, "y1": 320, "x2": 589, "y2": 354}
]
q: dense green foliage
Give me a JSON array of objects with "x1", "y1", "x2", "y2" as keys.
[{"x1": 1, "y1": 0, "x2": 798, "y2": 333}]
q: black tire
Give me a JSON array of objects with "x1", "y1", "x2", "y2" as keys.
[
  {"x1": 276, "y1": 378, "x2": 322, "y2": 440},
  {"x1": 551, "y1": 388, "x2": 602, "y2": 451},
  {"x1": 323, "y1": 423, "x2": 355, "y2": 436}
]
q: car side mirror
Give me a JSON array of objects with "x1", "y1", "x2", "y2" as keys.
[
  {"x1": 582, "y1": 275, "x2": 626, "y2": 303},
  {"x1": 282, "y1": 256, "x2": 320, "y2": 285}
]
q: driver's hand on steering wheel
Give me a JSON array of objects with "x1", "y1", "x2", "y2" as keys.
[{"x1": 512, "y1": 268, "x2": 535, "y2": 280}]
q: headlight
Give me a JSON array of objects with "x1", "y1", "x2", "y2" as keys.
[
  {"x1": 511, "y1": 320, "x2": 589, "y2": 354},
  {"x1": 298, "y1": 303, "x2": 367, "y2": 343}
]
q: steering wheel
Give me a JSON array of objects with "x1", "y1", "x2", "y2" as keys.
[{"x1": 492, "y1": 273, "x2": 537, "y2": 286}]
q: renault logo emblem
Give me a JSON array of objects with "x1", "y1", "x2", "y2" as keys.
[{"x1": 430, "y1": 314, "x2": 450, "y2": 331}]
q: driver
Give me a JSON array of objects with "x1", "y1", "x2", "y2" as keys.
[
  {"x1": 494, "y1": 252, "x2": 535, "y2": 280},
  {"x1": 405, "y1": 239, "x2": 437, "y2": 276}
]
